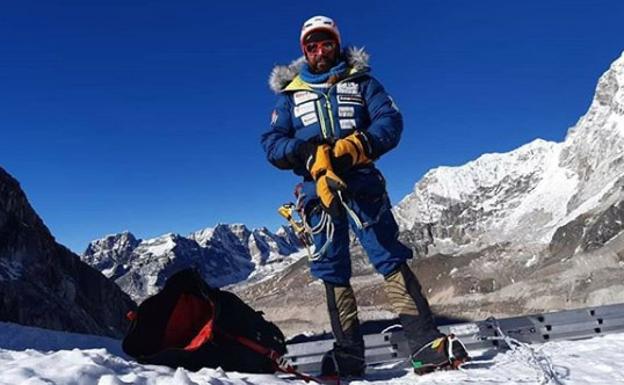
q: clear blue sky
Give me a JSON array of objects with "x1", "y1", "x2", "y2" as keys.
[{"x1": 2, "y1": 0, "x2": 623, "y2": 253}]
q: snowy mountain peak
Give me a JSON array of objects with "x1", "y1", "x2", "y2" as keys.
[
  {"x1": 558, "y1": 52, "x2": 624, "y2": 215},
  {"x1": 134, "y1": 233, "x2": 183, "y2": 257},
  {"x1": 83, "y1": 231, "x2": 139, "y2": 253},
  {"x1": 213, "y1": 223, "x2": 252, "y2": 245},
  {"x1": 423, "y1": 138, "x2": 558, "y2": 201},
  {"x1": 566, "y1": 51, "x2": 624, "y2": 139},
  {"x1": 189, "y1": 223, "x2": 252, "y2": 246},
  {"x1": 395, "y1": 137, "x2": 561, "y2": 229},
  {"x1": 82, "y1": 231, "x2": 141, "y2": 278},
  {"x1": 188, "y1": 227, "x2": 215, "y2": 246},
  {"x1": 394, "y1": 52, "x2": 624, "y2": 255},
  {"x1": 595, "y1": 50, "x2": 624, "y2": 108}
]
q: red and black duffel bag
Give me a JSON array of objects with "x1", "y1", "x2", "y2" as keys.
[{"x1": 122, "y1": 268, "x2": 287, "y2": 373}]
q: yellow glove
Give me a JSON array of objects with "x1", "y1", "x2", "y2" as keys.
[
  {"x1": 332, "y1": 132, "x2": 372, "y2": 173},
  {"x1": 308, "y1": 144, "x2": 347, "y2": 218}
]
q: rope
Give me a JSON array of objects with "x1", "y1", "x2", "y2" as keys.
[
  {"x1": 338, "y1": 191, "x2": 363, "y2": 229},
  {"x1": 296, "y1": 189, "x2": 365, "y2": 262},
  {"x1": 306, "y1": 210, "x2": 334, "y2": 261},
  {"x1": 296, "y1": 192, "x2": 331, "y2": 262},
  {"x1": 458, "y1": 318, "x2": 565, "y2": 385},
  {"x1": 381, "y1": 324, "x2": 403, "y2": 334}
]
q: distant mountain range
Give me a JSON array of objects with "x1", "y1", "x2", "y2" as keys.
[{"x1": 81, "y1": 224, "x2": 303, "y2": 302}]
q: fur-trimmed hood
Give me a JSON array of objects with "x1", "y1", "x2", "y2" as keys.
[{"x1": 268, "y1": 47, "x2": 370, "y2": 93}]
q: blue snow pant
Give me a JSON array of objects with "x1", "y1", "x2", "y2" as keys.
[{"x1": 301, "y1": 166, "x2": 413, "y2": 286}]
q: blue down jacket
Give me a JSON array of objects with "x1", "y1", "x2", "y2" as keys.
[
  {"x1": 261, "y1": 49, "x2": 412, "y2": 281},
  {"x1": 261, "y1": 48, "x2": 403, "y2": 178}
]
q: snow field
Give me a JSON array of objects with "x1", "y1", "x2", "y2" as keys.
[{"x1": 1, "y1": 321, "x2": 623, "y2": 385}]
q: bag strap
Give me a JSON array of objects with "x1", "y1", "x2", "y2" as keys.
[{"x1": 215, "y1": 328, "x2": 331, "y2": 384}]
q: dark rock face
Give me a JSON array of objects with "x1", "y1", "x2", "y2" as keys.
[
  {"x1": 582, "y1": 201, "x2": 624, "y2": 251},
  {"x1": 550, "y1": 200, "x2": 624, "y2": 259},
  {"x1": 549, "y1": 214, "x2": 589, "y2": 259},
  {"x1": 0, "y1": 167, "x2": 135, "y2": 338},
  {"x1": 399, "y1": 223, "x2": 434, "y2": 258}
]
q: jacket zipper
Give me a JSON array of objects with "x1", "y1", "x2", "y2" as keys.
[
  {"x1": 305, "y1": 72, "x2": 367, "y2": 141},
  {"x1": 324, "y1": 73, "x2": 366, "y2": 140},
  {"x1": 315, "y1": 99, "x2": 329, "y2": 139},
  {"x1": 325, "y1": 97, "x2": 336, "y2": 140}
]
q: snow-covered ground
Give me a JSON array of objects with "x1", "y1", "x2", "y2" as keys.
[{"x1": 1, "y1": 321, "x2": 623, "y2": 385}]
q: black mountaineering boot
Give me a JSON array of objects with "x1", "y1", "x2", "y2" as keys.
[
  {"x1": 320, "y1": 282, "x2": 366, "y2": 378},
  {"x1": 383, "y1": 263, "x2": 469, "y2": 374}
]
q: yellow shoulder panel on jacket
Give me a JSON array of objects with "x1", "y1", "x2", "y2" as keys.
[
  {"x1": 348, "y1": 67, "x2": 360, "y2": 76},
  {"x1": 283, "y1": 75, "x2": 313, "y2": 92}
]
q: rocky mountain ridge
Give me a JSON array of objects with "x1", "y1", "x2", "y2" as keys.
[{"x1": 0, "y1": 167, "x2": 134, "y2": 338}]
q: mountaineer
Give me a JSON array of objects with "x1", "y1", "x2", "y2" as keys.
[{"x1": 261, "y1": 15, "x2": 469, "y2": 377}]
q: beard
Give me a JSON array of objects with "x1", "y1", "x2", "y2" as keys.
[{"x1": 308, "y1": 51, "x2": 338, "y2": 74}]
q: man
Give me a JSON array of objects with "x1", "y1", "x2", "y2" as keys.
[{"x1": 261, "y1": 15, "x2": 468, "y2": 377}]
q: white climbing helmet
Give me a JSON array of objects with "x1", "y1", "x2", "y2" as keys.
[{"x1": 300, "y1": 15, "x2": 341, "y2": 47}]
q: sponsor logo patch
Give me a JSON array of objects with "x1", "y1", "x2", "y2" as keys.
[
  {"x1": 336, "y1": 82, "x2": 359, "y2": 95},
  {"x1": 293, "y1": 91, "x2": 318, "y2": 105},
  {"x1": 339, "y1": 119, "x2": 357, "y2": 130},
  {"x1": 301, "y1": 113, "x2": 318, "y2": 127},
  {"x1": 338, "y1": 106, "x2": 355, "y2": 118},
  {"x1": 337, "y1": 94, "x2": 364, "y2": 106},
  {"x1": 294, "y1": 101, "x2": 316, "y2": 118}
]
